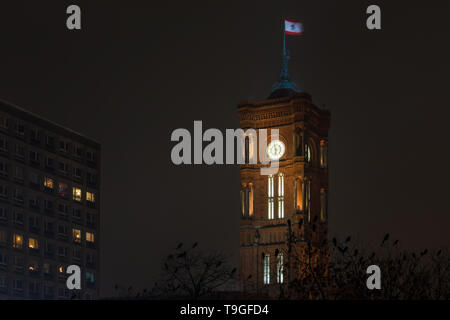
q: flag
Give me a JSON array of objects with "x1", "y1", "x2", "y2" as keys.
[{"x1": 285, "y1": 19, "x2": 303, "y2": 36}]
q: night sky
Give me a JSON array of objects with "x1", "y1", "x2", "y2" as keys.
[{"x1": 1, "y1": 1, "x2": 449, "y2": 297}]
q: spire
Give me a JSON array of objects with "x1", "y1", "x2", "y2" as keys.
[
  {"x1": 271, "y1": 51, "x2": 300, "y2": 94},
  {"x1": 269, "y1": 20, "x2": 301, "y2": 99}
]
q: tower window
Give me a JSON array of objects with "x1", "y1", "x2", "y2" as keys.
[
  {"x1": 277, "y1": 173, "x2": 284, "y2": 218},
  {"x1": 320, "y1": 140, "x2": 328, "y2": 168},
  {"x1": 268, "y1": 175, "x2": 274, "y2": 219},
  {"x1": 263, "y1": 254, "x2": 270, "y2": 284},
  {"x1": 305, "y1": 143, "x2": 312, "y2": 163},
  {"x1": 277, "y1": 253, "x2": 284, "y2": 284},
  {"x1": 302, "y1": 178, "x2": 311, "y2": 222},
  {"x1": 320, "y1": 188, "x2": 327, "y2": 222}
]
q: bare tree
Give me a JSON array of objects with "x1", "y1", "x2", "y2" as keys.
[{"x1": 155, "y1": 242, "x2": 236, "y2": 299}]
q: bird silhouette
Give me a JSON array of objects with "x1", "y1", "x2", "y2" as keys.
[
  {"x1": 176, "y1": 243, "x2": 183, "y2": 249},
  {"x1": 345, "y1": 236, "x2": 351, "y2": 243},
  {"x1": 192, "y1": 242, "x2": 198, "y2": 248}
]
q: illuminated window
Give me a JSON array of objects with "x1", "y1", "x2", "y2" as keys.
[
  {"x1": 263, "y1": 254, "x2": 270, "y2": 284},
  {"x1": 86, "y1": 192, "x2": 95, "y2": 203},
  {"x1": 277, "y1": 253, "x2": 284, "y2": 284},
  {"x1": 28, "y1": 238, "x2": 38, "y2": 249},
  {"x1": 320, "y1": 140, "x2": 328, "y2": 168},
  {"x1": 72, "y1": 229, "x2": 81, "y2": 243},
  {"x1": 58, "y1": 265, "x2": 64, "y2": 273},
  {"x1": 277, "y1": 173, "x2": 284, "y2": 218},
  {"x1": 72, "y1": 187, "x2": 82, "y2": 201},
  {"x1": 240, "y1": 184, "x2": 254, "y2": 218},
  {"x1": 86, "y1": 232, "x2": 95, "y2": 243},
  {"x1": 43, "y1": 177, "x2": 54, "y2": 189},
  {"x1": 13, "y1": 234, "x2": 23, "y2": 249},
  {"x1": 305, "y1": 143, "x2": 312, "y2": 163},
  {"x1": 268, "y1": 175, "x2": 274, "y2": 219},
  {"x1": 28, "y1": 260, "x2": 38, "y2": 272}
]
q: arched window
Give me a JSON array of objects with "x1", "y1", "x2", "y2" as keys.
[
  {"x1": 320, "y1": 188, "x2": 327, "y2": 222},
  {"x1": 244, "y1": 137, "x2": 249, "y2": 164},
  {"x1": 294, "y1": 178, "x2": 302, "y2": 212},
  {"x1": 293, "y1": 129, "x2": 302, "y2": 156},
  {"x1": 302, "y1": 178, "x2": 311, "y2": 222},
  {"x1": 241, "y1": 183, "x2": 254, "y2": 218},
  {"x1": 277, "y1": 173, "x2": 284, "y2": 218},
  {"x1": 268, "y1": 175, "x2": 274, "y2": 219},
  {"x1": 320, "y1": 140, "x2": 328, "y2": 168},
  {"x1": 277, "y1": 253, "x2": 284, "y2": 284},
  {"x1": 263, "y1": 254, "x2": 270, "y2": 284},
  {"x1": 248, "y1": 183, "x2": 254, "y2": 217},
  {"x1": 305, "y1": 143, "x2": 312, "y2": 163}
]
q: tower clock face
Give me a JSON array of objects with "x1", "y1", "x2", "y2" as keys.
[{"x1": 266, "y1": 140, "x2": 285, "y2": 160}]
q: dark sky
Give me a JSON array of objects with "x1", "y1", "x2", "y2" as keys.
[{"x1": 1, "y1": 1, "x2": 449, "y2": 297}]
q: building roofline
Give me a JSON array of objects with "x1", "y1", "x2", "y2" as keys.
[{"x1": 0, "y1": 98, "x2": 101, "y2": 149}]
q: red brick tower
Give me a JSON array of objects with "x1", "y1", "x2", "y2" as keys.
[{"x1": 238, "y1": 53, "x2": 330, "y2": 296}]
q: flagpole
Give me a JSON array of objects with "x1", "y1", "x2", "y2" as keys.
[{"x1": 283, "y1": 18, "x2": 286, "y2": 56}]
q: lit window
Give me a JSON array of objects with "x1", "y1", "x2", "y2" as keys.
[
  {"x1": 86, "y1": 192, "x2": 95, "y2": 203},
  {"x1": 86, "y1": 232, "x2": 95, "y2": 243},
  {"x1": 305, "y1": 143, "x2": 312, "y2": 163},
  {"x1": 320, "y1": 140, "x2": 328, "y2": 168},
  {"x1": 58, "y1": 265, "x2": 64, "y2": 273},
  {"x1": 28, "y1": 260, "x2": 38, "y2": 271},
  {"x1": 72, "y1": 187, "x2": 82, "y2": 201},
  {"x1": 263, "y1": 254, "x2": 270, "y2": 284},
  {"x1": 13, "y1": 234, "x2": 23, "y2": 249},
  {"x1": 277, "y1": 253, "x2": 284, "y2": 284},
  {"x1": 268, "y1": 175, "x2": 274, "y2": 220},
  {"x1": 277, "y1": 173, "x2": 284, "y2": 218},
  {"x1": 28, "y1": 238, "x2": 38, "y2": 249},
  {"x1": 43, "y1": 177, "x2": 54, "y2": 189},
  {"x1": 72, "y1": 229, "x2": 81, "y2": 243}
]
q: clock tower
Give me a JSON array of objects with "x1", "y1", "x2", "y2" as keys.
[{"x1": 238, "y1": 51, "x2": 330, "y2": 297}]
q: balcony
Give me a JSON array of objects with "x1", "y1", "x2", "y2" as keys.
[
  {"x1": 86, "y1": 201, "x2": 96, "y2": 209},
  {"x1": 57, "y1": 233, "x2": 68, "y2": 241},
  {"x1": 86, "y1": 242, "x2": 96, "y2": 249},
  {"x1": 29, "y1": 248, "x2": 40, "y2": 256},
  {"x1": 13, "y1": 265, "x2": 24, "y2": 274},
  {"x1": 29, "y1": 269, "x2": 40, "y2": 277},
  {"x1": 13, "y1": 197, "x2": 24, "y2": 206},
  {"x1": 43, "y1": 186, "x2": 54, "y2": 194}
]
